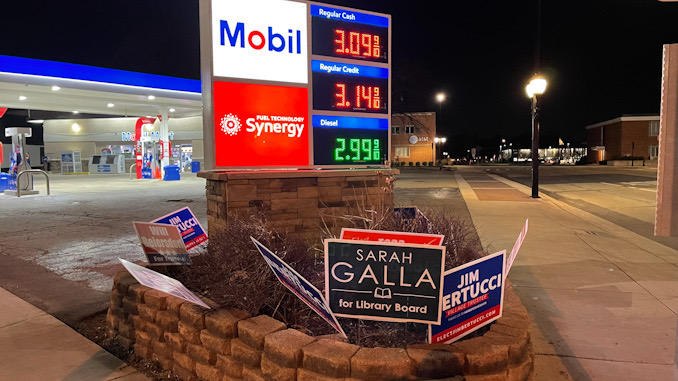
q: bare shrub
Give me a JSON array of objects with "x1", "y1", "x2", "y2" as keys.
[{"x1": 171, "y1": 204, "x2": 487, "y2": 346}]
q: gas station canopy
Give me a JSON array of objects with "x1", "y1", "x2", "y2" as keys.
[{"x1": 0, "y1": 55, "x2": 202, "y2": 118}]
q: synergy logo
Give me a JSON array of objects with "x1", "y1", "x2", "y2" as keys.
[
  {"x1": 213, "y1": 81, "x2": 309, "y2": 167},
  {"x1": 211, "y1": 0, "x2": 307, "y2": 83},
  {"x1": 220, "y1": 114, "x2": 241, "y2": 136},
  {"x1": 220, "y1": 114, "x2": 305, "y2": 138}
]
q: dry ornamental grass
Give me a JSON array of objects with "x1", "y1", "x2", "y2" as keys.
[{"x1": 169, "y1": 208, "x2": 487, "y2": 347}]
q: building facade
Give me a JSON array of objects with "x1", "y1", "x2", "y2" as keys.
[
  {"x1": 586, "y1": 115, "x2": 659, "y2": 164},
  {"x1": 391, "y1": 112, "x2": 437, "y2": 165}
]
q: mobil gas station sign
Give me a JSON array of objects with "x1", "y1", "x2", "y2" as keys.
[{"x1": 199, "y1": 0, "x2": 391, "y2": 169}]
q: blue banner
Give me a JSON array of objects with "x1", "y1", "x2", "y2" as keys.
[
  {"x1": 312, "y1": 60, "x2": 389, "y2": 79},
  {"x1": 310, "y1": 4, "x2": 389, "y2": 28},
  {"x1": 429, "y1": 251, "x2": 505, "y2": 344},
  {"x1": 312, "y1": 115, "x2": 389, "y2": 130},
  {"x1": 251, "y1": 237, "x2": 346, "y2": 337}
]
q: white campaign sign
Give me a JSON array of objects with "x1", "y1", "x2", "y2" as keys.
[
  {"x1": 505, "y1": 219, "x2": 528, "y2": 279},
  {"x1": 119, "y1": 258, "x2": 210, "y2": 309},
  {"x1": 211, "y1": 0, "x2": 308, "y2": 83}
]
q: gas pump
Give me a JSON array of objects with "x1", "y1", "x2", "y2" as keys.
[
  {"x1": 134, "y1": 117, "x2": 158, "y2": 179},
  {"x1": 5, "y1": 127, "x2": 34, "y2": 193}
]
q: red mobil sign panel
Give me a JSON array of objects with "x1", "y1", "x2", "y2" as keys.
[{"x1": 213, "y1": 81, "x2": 309, "y2": 167}]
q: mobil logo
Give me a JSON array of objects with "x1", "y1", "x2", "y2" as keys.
[
  {"x1": 210, "y1": 0, "x2": 307, "y2": 83},
  {"x1": 220, "y1": 20, "x2": 302, "y2": 55}
]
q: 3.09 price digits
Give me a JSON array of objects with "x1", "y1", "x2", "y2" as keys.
[
  {"x1": 335, "y1": 84, "x2": 381, "y2": 110},
  {"x1": 334, "y1": 138, "x2": 381, "y2": 162},
  {"x1": 334, "y1": 29, "x2": 381, "y2": 58}
]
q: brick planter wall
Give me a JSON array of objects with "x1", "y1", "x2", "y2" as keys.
[
  {"x1": 107, "y1": 270, "x2": 534, "y2": 381},
  {"x1": 197, "y1": 169, "x2": 397, "y2": 237}
]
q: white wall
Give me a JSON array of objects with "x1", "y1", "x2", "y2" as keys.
[{"x1": 43, "y1": 116, "x2": 203, "y2": 159}]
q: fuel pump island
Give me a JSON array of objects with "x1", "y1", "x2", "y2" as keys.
[{"x1": 3, "y1": 127, "x2": 46, "y2": 196}]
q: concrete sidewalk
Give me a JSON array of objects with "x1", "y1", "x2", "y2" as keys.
[
  {"x1": 455, "y1": 168, "x2": 678, "y2": 380},
  {"x1": 0, "y1": 286, "x2": 149, "y2": 381}
]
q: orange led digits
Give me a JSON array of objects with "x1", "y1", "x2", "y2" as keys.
[
  {"x1": 335, "y1": 84, "x2": 381, "y2": 110},
  {"x1": 335, "y1": 83, "x2": 348, "y2": 107},
  {"x1": 333, "y1": 29, "x2": 382, "y2": 59}
]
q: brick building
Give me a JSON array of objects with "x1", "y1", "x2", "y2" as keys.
[
  {"x1": 391, "y1": 112, "x2": 437, "y2": 165},
  {"x1": 585, "y1": 115, "x2": 659, "y2": 164}
]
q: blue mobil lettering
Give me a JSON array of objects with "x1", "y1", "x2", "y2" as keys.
[{"x1": 220, "y1": 20, "x2": 302, "y2": 54}]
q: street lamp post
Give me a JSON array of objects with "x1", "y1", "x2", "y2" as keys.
[
  {"x1": 526, "y1": 76, "x2": 547, "y2": 198},
  {"x1": 434, "y1": 136, "x2": 447, "y2": 163}
]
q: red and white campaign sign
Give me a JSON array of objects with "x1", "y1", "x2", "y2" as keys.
[
  {"x1": 213, "y1": 81, "x2": 309, "y2": 167},
  {"x1": 119, "y1": 258, "x2": 209, "y2": 309},
  {"x1": 340, "y1": 228, "x2": 444, "y2": 246},
  {"x1": 132, "y1": 221, "x2": 191, "y2": 265},
  {"x1": 505, "y1": 219, "x2": 528, "y2": 279}
]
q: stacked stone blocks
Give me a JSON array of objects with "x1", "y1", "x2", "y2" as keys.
[
  {"x1": 199, "y1": 170, "x2": 397, "y2": 236},
  {"x1": 108, "y1": 270, "x2": 534, "y2": 380}
]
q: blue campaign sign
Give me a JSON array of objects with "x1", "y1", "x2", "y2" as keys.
[
  {"x1": 152, "y1": 207, "x2": 207, "y2": 250},
  {"x1": 429, "y1": 251, "x2": 506, "y2": 344},
  {"x1": 251, "y1": 237, "x2": 346, "y2": 337}
]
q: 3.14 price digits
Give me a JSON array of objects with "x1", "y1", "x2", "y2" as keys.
[
  {"x1": 334, "y1": 138, "x2": 381, "y2": 162},
  {"x1": 335, "y1": 84, "x2": 381, "y2": 110},
  {"x1": 334, "y1": 29, "x2": 381, "y2": 58}
]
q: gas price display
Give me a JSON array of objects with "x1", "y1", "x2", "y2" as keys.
[
  {"x1": 311, "y1": 5, "x2": 388, "y2": 63},
  {"x1": 313, "y1": 116, "x2": 388, "y2": 165},
  {"x1": 312, "y1": 61, "x2": 388, "y2": 114}
]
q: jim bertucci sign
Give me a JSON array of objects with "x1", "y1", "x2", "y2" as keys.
[
  {"x1": 152, "y1": 207, "x2": 208, "y2": 250},
  {"x1": 251, "y1": 237, "x2": 346, "y2": 337},
  {"x1": 119, "y1": 258, "x2": 209, "y2": 309},
  {"x1": 132, "y1": 221, "x2": 191, "y2": 265},
  {"x1": 429, "y1": 251, "x2": 505, "y2": 344},
  {"x1": 324, "y1": 239, "x2": 445, "y2": 324}
]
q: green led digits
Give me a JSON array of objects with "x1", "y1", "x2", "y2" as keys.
[
  {"x1": 334, "y1": 138, "x2": 381, "y2": 162},
  {"x1": 334, "y1": 138, "x2": 346, "y2": 161}
]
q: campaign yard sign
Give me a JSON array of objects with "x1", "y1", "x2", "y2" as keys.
[
  {"x1": 132, "y1": 221, "x2": 191, "y2": 265},
  {"x1": 251, "y1": 237, "x2": 346, "y2": 337},
  {"x1": 325, "y1": 239, "x2": 445, "y2": 324},
  {"x1": 340, "y1": 228, "x2": 444, "y2": 246},
  {"x1": 119, "y1": 258, "x2": 210, "y2": 309},
  {"x1": 505, "y1": 219, "x2": 528, "y2": 279},
  {"x1": 152, "y1": 207, "x2": 208, "y2": 250},
  {"x1": 429, "y1": 250, "x2": 505, "y2": 344}
]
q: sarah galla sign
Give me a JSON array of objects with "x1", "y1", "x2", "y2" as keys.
[{"x1": 324, "y1": 239, "x2": 445, "y2": 324}]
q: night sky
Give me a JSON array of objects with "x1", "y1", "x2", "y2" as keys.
[{"x1": 2, "y1": 0, "x2": 678, "y2": 155}]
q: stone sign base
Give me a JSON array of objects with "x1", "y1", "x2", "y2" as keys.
[
  {"x1": 198, "y1": 169, "x2": 398, "y2": 236},
  {"x1": 108, "y1": 270, "x2": 534, "y2": 381}
]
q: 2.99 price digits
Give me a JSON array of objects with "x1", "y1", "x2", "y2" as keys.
[
  {"x1": 334, "y1": 29, "x2": 381, "y2": 58},
  {"x1": 334, "y1": 138, "x2": 381, "y2": 162},
  {"x1": 335, "y1": 84, "x2": 381, "y2": 110}
]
